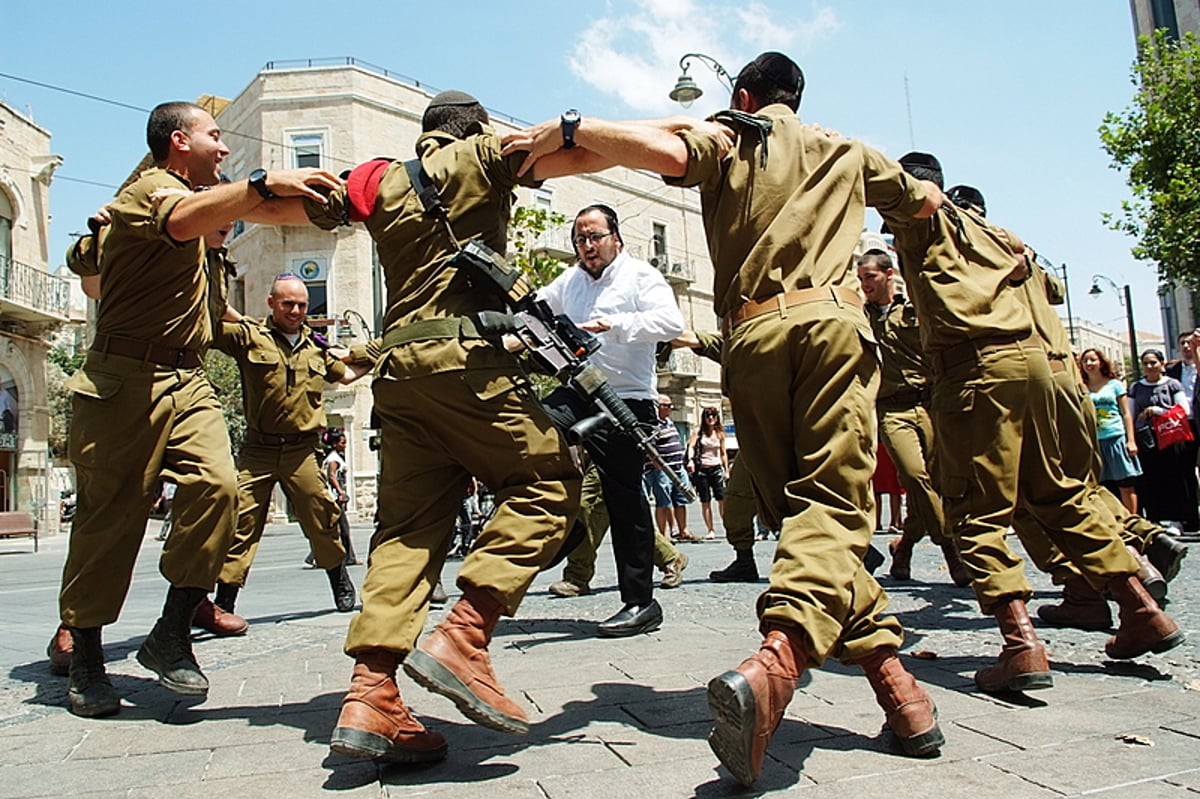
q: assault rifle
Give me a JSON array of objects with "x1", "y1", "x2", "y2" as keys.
[{"x1": 456, "y1": 240, "x2": 696, "y2": 503}]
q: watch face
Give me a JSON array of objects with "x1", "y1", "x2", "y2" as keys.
[
  {"x1": 563, "y1": 109, "x2": 580, "y2": 124},
  {"x1": 249, "y1": 168, "x2": 266, "y2": 183}
]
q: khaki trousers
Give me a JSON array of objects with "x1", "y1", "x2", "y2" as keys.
[
  {"x1": 878, "y1": 404, "x2": 948, "y2": 545},
  {"x1": 932, "y1": 345, "x2": 1136, "y2": 613},
  {"x1": 724, "y1": 305, "x2": 903, "y2": 667},
  {"x1": 722, "y1": 456, "x2": 757, "y2": 551},
  {"x1": 344, "y1": 363, "x2": 580, "y2": 656},
  {"x1": 61, "y1": 353, "x2": 237, "y2": 627},
  {"x1": 1016, "y1": 368, "x2": 1148, "y2": 584},
  {"x1": 218, "y1": 442, "x2": 345, "y2": 587}
]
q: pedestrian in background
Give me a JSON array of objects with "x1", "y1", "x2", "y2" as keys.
[
  {"x1": 1080, "y1": 348, "x2": 1142, "y2": 514},
  {"x1": 686, "y1": 406, "x2": 729, "y2": 540}
]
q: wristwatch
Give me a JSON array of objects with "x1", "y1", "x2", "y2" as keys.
[
  {"x1": 248, "y1": 168, "x2": 275, "y2": 200},
  {"x1": 561, "y1": 109, "x2": 581, "y2": 150}
]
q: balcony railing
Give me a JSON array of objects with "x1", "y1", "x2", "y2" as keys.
[
  {"x1": 658, "y1": 348, "x2": 700, "y2": 379},
  {"x1": 650, "y1": 256, "x2": 695, "y2": 285},
  {"x1": 532, "y1": 228, "x2": 575, "y2": 261},
  {"x1": 0, "y1": 255, "x2": 70, "y2": 321}
]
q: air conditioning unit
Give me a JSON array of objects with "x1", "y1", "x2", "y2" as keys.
[
  {"x1": 671, "y1": 262, "x2": 685, "y2": 275},
  {"x1": 649, "y1": 256, "x2": 662, "y2": 269}
]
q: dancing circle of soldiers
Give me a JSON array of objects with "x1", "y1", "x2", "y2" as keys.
[{"x1": 46, "y1": 51, "x2": 1192, "y2": 788}]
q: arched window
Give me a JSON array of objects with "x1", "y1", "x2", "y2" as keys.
[
  {"x1": 0, "y1": 365, "x2": 17, "y2": 448},
  {"x1": 0, "y1": 189, "x2": 12, "y2": 269}
]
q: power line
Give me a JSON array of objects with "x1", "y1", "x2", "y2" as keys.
[
  {"x1": 1, "y1": 162, "x2": 120, "y2": 191},
  {"x1": 0, "y1": 71, "x2": 149, "y2": 114}
]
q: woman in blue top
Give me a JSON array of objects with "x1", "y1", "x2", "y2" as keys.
[{"x1": 1080, "y1": 348, "x2": 1141, "y2": 514}]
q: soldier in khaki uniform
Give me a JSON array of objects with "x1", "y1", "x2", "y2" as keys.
[
  {"x1": 192, "y1": 275, "x2": 371, "y2": 635},
  {"x1": 856, "y1": 249, "x2": 970, "y2": 586},
  {"x1": 882, "y1": 155, "x2": 1182, "y2": 698},
  {"x1": 507, "y1": 52, "x2": 945, "y2": 788},
  {"x1": 57, "y1": 100, "x2": 338, "y2": 718},
  {"x1": 256, "y1": 91, "x2": 600, "y2": 764},
  {"x1": 660, "y1": 330, "x2": 762, "y2": 583},
  {"x1": 943, "y1": 185, "x2": 1188, "y2": 628}
]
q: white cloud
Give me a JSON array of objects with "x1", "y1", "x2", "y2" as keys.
[{"x1": 568, "y1": 0, "x2": 840, "y2": 115}]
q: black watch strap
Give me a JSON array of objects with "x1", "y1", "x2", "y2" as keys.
[{"x1": 249, "y1": 169, "x2": 275, "y2": 200}]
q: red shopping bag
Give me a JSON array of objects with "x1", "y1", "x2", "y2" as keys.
[{"x1": 1152, "y1": 404, "x2": 1195, "y2": 448}]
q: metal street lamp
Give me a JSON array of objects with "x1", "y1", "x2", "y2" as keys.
[
  {"x1": 1034, "y1": 253, "x2": 1076, "y2": 347},
  {"x1": 1089, "y1": 274, "x2": 1139, "y2": 379},
  {"x1": 668, "y1": 53, "x2": 734, "y2": 107}
]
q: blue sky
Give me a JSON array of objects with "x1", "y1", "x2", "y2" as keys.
[{"x1": 1, "y1": 0, "x2": 1164, "y2": 336}]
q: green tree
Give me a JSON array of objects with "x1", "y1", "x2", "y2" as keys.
[
  {"x1": 508, "y1": 205, "x2": 569, "y2": 290},
  {"x1": 204, "y1": 350, "x2": 246, "y2": 456},
  {"x1": 1100, "y1": 30, "x2": 1200, "y2": 284},
  {"x1": 46, "y1": 349, "x2": 77, "y2": 460},
  {"x1": 507, "y1": 205, "x2": 572, "y2": 396}
]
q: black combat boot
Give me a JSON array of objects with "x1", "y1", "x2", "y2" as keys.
[
  {"x1": 137, "y1": 586, "x2": 210, "y2": 696},
  {"x1": 214, "y1": 582, "x2": 240, "y2": 613},
  {"x1": 709, "y1": 548, "x2": 760, "y2": 583},
  {"x1": 67, "y1": 626, "x2": 120, "y2": 717},
  {"x1": 328, "y1": 563, "x2": 358, "y2": 612}
]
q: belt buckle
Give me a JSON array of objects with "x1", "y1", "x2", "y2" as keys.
[
  {"x1": 173, "y1": 348, "x2": 187, "y2": 368},
  {"x1": 277, "y1": 435, "x2": 288, "y2": 445}
]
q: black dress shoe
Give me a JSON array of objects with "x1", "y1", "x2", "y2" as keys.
[{"x1": 597, "y1": 600, "x2": 663, "y2": 638}]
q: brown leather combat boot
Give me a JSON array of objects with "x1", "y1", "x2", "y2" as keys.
[
  {"x1": 1105, "y1": 575, "x2": 1185, "y2": 659},
  {"x1": 48, "y1": 624, "x2": 73, "y2": 676},
  {"x1": 403, "y1": 587, "x2": 528, "y2": 734},
  {"x1": 856, "y1": 647, "x2": 944, "y2": 757},
  {"x1": 940, "y1": 542, "x2": 972, "y2": 587},
  {"x1": 889, "y1": 536, "x2": 915, "y2": 580},
  {"x1": 1037, "y1": 576, "x2": 1112, "y2": 631},
  {"x1": 706, "y1": 626, "x2": 805, "y2": 787},
  {"x1": 330, "y1": 649, "x2": 448, "y2": 763},
  {"x1": 975, "y1": 598, "x2": 1054, "y2": 693},
  {"x1": 192, "y1": 596, "x2": 248, "y2": 637},
  {"x1": 1126, "y1": 545, "x2": 1168, "y2": 603}
]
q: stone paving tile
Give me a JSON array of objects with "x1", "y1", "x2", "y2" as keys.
[
  {"x1": 1162, "y1": 768, "x2": 1200, "y2": 791},
  {"x1": 537, "y1": 753, "x2": 767, "y2": 798},
  {"x1": 1086, "y1": 780, "x2": 1200, "y2": 797},
  {"x1": 1, "y1": 729, "x2": 83, "y2": 766},
  {"x1": 785, "y1": 759, "x2": 1063, "y2": 798},
  {"x1": 126, "y1": 762, "x2": 385, "y2": 798},
  {"x1": 955, "y1": 691, "x2": 1194, "y2": 751},
  {"x1": 0, "y1": 749, "x2": 211, "y2": 798},
  {"x1": 981, "y1": 726, "x2": 1200, "y2": 795}
]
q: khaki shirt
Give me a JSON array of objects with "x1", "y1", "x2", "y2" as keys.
[
  {"x1": 215, "y1": 317, "x2": 347, "y2": 435},
  {"x1": 304, "y1": 125, "x2": 540, "y2": 378},
  {"x1": 66, "y1": 233, "x2": 102, "y2": 277},
  {"x1": 96, "y1": 168, "x2": 211, "y2": 352},
  {"x1": 1020, "y1": 263, "x2": 1073, "y2": 361},
  {"x1": 665, "y1": 104, "x2": 929, "y2": 322},
  {"x1": 885, "y1": 204, "x2": 1031, "y2": 355},
  {"x1": 865, "y1": 294, "x2": 932, "y2": 402}
]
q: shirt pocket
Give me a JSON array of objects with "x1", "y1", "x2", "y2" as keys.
[{"x1": 305, "y1": 354, "x2": 328, "y2": 409}]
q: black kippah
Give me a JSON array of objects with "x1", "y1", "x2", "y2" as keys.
[
  {"x1": 947, "y1": 184, "x2": 987, "y2": 217},
  {"x1": 428, "y1": 90, "x2": 479, "y2": 109},
  {"x1": 751, "y1": 52, "x2": 804, "y2": 93},
  {"x1": 898, "y1": 151, "x2": 944, "y2": 189}
]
